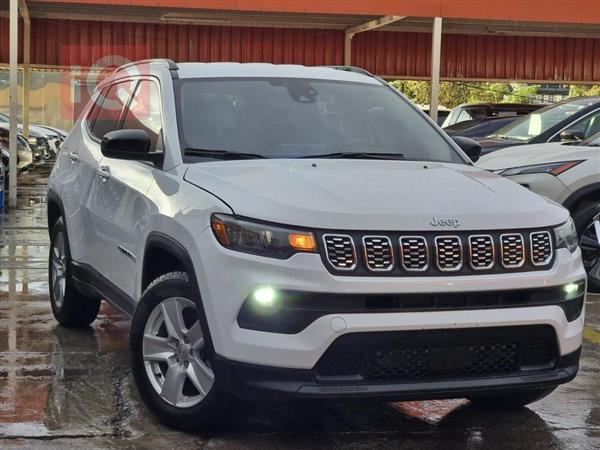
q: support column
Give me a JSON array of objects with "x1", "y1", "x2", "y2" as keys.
[
  {"x1": 429, "y1": 17, "x2": 443, "y2": 123},
  {"x1": 9, "y1": 0, "x2": 19, "y2": 208},
  {"x1": 20, "y1": 0, "x2": 31, "y2": 139},
  {"x1": 344, "y1": 16, "x2": 405, "y2": 66}
]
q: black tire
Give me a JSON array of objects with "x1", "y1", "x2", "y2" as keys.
[
  {"x1": 573, "y1": 203, "x2": 600, "y2": 293},
  {"x1": 49, "y1": 217, "x2": 101, "y2": 327},
  {"x1": 129, "y1": 272, "x2": 231, "y2": 432},
  {"x1": 468, "y1": 387, "x2": 556, "y2": 409}
]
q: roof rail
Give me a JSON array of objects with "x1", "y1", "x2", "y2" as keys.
[
  {"x1": 113, "y1": 59, "x2": 179, "y2": 78},
  {"x1": 327, "y1": 66, "x2": 375, "y2": 78}
]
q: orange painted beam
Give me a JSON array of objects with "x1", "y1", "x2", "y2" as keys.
[{"x1": 31, "y1": 0, "x2": 600, "y2": 25}]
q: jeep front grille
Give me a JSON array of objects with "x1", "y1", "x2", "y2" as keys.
[
  {"x1": 363, "y1": 236, "x2": 394, "y2": 271},
  {"x1": 501, "y1": 234, "x2": 525, "y2": 268},
  {"x1": 530, "y1": 231, "x2": 553, "y2": 266},
  {"x1": 435, "y1": 236, "x2": 463, "y2": 271},
  {"x1": 323, "y1": 234, "x2": 356, "y2": 270},
  {"x1": 469, "y1": 235, "x2": 495, "y2": 270},
  {"x1": 399, "y1": 237, "x2": 429, "y2": 271},
  {"x1": 319, "y1": 229, "x2": 554, "y2": 275}
]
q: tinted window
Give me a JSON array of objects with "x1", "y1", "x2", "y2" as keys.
[
  {"x1": 494, "y1": 98, "x2": 598, "y2": 142},
  {"x1": 90, "y1": 80, "x2": 135, "y2": 140},
  {"x1": 121, "y1": 80, "x2": 163, "y2": 151},
  {"x1": 85, "y1": 88, "x2": 105, "y2": 132},
  {"x1": 551, "y1": 109, "x2": 600, "y2": 142},
  {"x1": 175, "y1": 78, "x2": 463, "y2": 164}
]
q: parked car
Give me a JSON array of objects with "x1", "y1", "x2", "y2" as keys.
[
  {"x1": 0, "y1": 112, "x2": 62, "y2": 159},
  {"x1": 444, "y1": 116, "x2": 519, "y2": 139},
  {"x1": 0, "y1": 128, "x2": 33, "y2": 173},
  {"x1": 475, "y1": 97, "x2": 600, "y2": 155},
  {"x1": 478, "y1": 133, "x2": 600, "y2": 291},
  {"x1": 418, "y1": 104, "x2": 451, "y2": 125},
  {"x1": 48, "y1": 60, "x2": 585, "y2": 432},
  {"x1": 442, "y1": 103, "x2": 545, "y2": 128}
]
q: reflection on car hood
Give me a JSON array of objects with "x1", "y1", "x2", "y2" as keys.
[{"x1": 184, "y1": 159, "x2": 568, "y2": 230}]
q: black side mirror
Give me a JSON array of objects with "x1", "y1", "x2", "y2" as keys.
[
  {"x1": 559, "y1": 130, "x2": 585, "y2": 143},
  {"x1": 101, "y1": 129, "x2": 162, "y2": 164},
  {"x1": 452, "y1": 136, "x2": 482, "y2": 163}
]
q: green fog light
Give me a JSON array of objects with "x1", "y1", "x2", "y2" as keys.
[{"x1": 253, "y1": 287, "x2": 276, "y2": 307}]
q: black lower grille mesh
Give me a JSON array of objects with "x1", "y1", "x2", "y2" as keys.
[{"x1": 314, "y1": 326, "x2": 557, "y2": 383}]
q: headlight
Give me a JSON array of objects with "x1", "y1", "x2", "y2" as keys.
[
  {"x1": 210, "y1": 214, "x2": 317, "y2": 259},
  {"x1": 27, "y1": 137, "x2": 38, "y2": 145},
  {"x1": 554, "y1": 218, "x2": 579, "y2": 253},
  {"x1": 498, "y1": 160, "x2": 584, "y2": 177}
]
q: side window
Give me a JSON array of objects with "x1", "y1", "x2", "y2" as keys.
[
  {"x1": 90, "y1": 80, "x2": 136, "y2": 141},
  {"x1": 85, "y1": 89, "x2": 105, "y2": 132},
  {"x1": 121, "y1": 80, "x2": 164, "y2": 152},
  {"x1": 552, "y1": 109, "x2": 600, "y2": 142}
]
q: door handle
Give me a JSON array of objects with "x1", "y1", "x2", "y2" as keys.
[
  {"x1": 97, "y1": 165, "x2": 111, "y2": 181},
  {"x1": 67, "y1": 151, "x2": 79, "y2": 162}
]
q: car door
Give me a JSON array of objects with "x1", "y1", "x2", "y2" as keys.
[
  {"x1": 56, "y1": 89, "x2": 109, "y2": 267},
  {"x1": 92, "y1": 78, "x2": 163, "y2": 298}
]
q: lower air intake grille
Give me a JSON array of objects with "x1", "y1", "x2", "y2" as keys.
[
  {"x1": 323, "y1": 234, "x2": 356, "y2": 270},
  {"x1": 314, "y1": 326, "x2": 558, "y2": 383}
]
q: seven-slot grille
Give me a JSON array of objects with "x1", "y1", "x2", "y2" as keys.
[
  {"x1": 435, "y1": 236, "x2": 463, "y2": 271},
  {"x1": 363, "y1": 236, "x2": 394, "y2": 271},
  {"x1": 469, "y1": 235, "x2": 495, "y2": 270},
  {"x1": 501, "y1": 234, "x2": 525, "y2": 268},
  {"x1": 323, "y1": 234, "x2": 356, "y2": 270},
  {"x1": 321, "y1": 230, "x2": 554, "y2": 274},
  {"x1": 530, "y1": 231, "x2": 553, "y2": 266},
  {"x1": 400, "y1": 237, "x2": 429, "y2": 271}
]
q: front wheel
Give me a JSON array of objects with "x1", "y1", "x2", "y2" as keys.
[
  {"x1": 573, "y1": 204, "x2": 600, "y2": 292},
  {"x1": 129, "y1": 272, "x2": 231, "y2": 432},
  {"x1": 468, "y1": 387, "x2": 556, "y2": 409}
]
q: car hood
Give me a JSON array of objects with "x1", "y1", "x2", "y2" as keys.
[
  {"x1": 478, "y1": 143, "x2": 600, "y2": 171},
  {"x1": 184, "y1": 160, "x2": 568, "y2": 231}
]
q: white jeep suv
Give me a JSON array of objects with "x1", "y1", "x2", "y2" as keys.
[{"x1": 47, "y1": 60, "x2": 586, "y2": 431}]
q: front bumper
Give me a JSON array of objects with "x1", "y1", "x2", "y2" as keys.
[
  {"x1": 193, "y1": 229, "x2": 586, "y2": 370},
  {"x1": 212, "y1": 347, "x2": 580, "y2": 401}
]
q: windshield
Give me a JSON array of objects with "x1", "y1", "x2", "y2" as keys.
[
  {"x1": 175, "y1": 78, "x2": 464, "y2": 163},
  {"x1": 492, "y1": 98, "x2": 597, "y2": 142}
]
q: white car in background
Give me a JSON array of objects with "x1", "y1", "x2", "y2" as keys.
[{"x1": 478, "y1": 135, "x2": 600, "y2": 291}]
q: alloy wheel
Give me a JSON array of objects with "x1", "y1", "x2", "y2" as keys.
[
  {"x1": 142, "y1": 297, "x2": 215, "y2": 408},
  {"x1": 50, "y1": 232, "x2": 67, "y2": 310},
  {"x1": 580, "y1": 213, "x2": 600, "y2": 286}
]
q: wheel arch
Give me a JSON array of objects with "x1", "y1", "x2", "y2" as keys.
[
  {"x1": 563, "y1": 183, "x2": 600, "y2": 212},
  {"x1": 141, "y1": 232, "x2": 215, "y2": 350},
  {"x1": 47, "y1": 189, "x2": 66, "y2": 237}
]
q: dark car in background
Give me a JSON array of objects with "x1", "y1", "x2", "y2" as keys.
[
  {"x1": 442, "y1": 103, "x2": 545, "y2": 128},
  {"x1": 475, "y1": 96, "x2": 600, "y2": 155},
  {"x1": 443, "y1": 116, "x2": 517, "y2": 139},
  {"x1": 0, "y1": 112, "x2": 64, "y2": 159}
]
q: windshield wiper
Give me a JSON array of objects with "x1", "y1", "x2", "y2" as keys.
[
  {"x1": 185, "y1": 148, "x2": 266, "y2": 160},
  {"x1": 300, "y1": 152, "x2": 406, "y2": 160}
]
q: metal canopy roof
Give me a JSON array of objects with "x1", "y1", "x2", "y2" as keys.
[{"x1": 24, "y1": 0, "x2": 600, "y2": 25}]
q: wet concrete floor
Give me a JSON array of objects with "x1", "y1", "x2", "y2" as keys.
[{"x1": 1, "y1": 166, "x2": 599, "y2": 449}]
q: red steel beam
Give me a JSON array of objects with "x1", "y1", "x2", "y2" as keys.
[{"x1": 31, "y1": 0, "x2": 600, "y2": 25}]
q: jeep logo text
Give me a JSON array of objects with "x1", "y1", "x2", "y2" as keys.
[{"x1": 430, "y1": 217, "x2": 461, "y2": 228}]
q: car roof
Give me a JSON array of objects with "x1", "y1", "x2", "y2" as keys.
[{"x1": 174, "y1": 63, "x2": 382, "y2": 84}]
